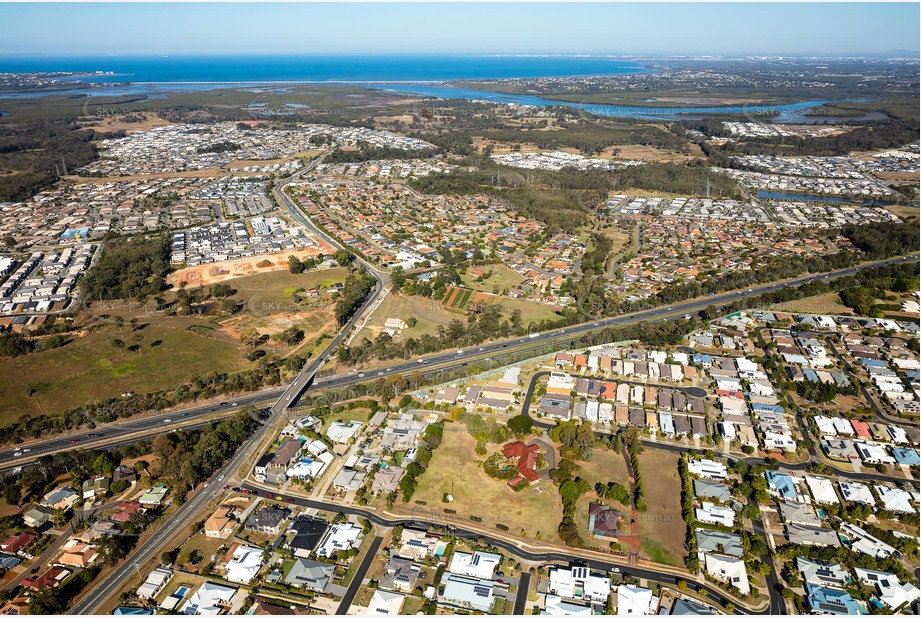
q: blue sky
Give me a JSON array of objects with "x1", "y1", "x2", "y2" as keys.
[{"x1": 1, "y1": 2, "x2": 918, "y2": 56}]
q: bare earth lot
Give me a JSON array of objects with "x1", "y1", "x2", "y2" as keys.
[{"x1": 168, "y1": 246, "x2": 333, "y2": 289}]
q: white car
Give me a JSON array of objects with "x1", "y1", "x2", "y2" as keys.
[
  {"x1": 163, "y1": 418, "x2": 172, "y2": 423},
  {"x1": 13, "y1": 452, "x2": 22, "y2": 457}
]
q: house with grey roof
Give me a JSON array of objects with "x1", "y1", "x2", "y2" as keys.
[
  {"x1": 692, "y1": 480, "x2": 732, "y2": 503},
  {"x1": 785, "y1": 524, "x2": 841, "y2": 548},
  {"x1": 284, "y1": 559, "x2": 334, "y2": 591},
  {"x1": 797, "y1": 558, "x2": 850, "y2": 589},
  {"x1": 695, "y1": 529, "x2": 743, "y2": 558},
  {"x1": 779, "y1": 501, "x2": 821, "y2": 527},
  {"x1": 245, "y1": 506, "x2": 291, "y2": 535},
  {"x1": 380, "y1": 556, "x2": 421, "y2": 593}
]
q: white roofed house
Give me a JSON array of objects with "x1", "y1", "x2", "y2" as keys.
[
  {"x1": 854, "y1": 568, "x2": 921, "y2": 610},
  {"x1": 687, "y1": 458, "x2": 728, "y2": 480},
  {"x1": 547, "y1": 565, "x2": 612, "y2": 605},
  {"x1": 180, "y1": 581, "x2": 237, "y2": 615},
  {"x1": 225, "y1": 545, "x2": 264, "y2": 584},
  {"x1": 316, "y1": 522, "x2": 362, "y2": 559},
  {"x1": 695, "y1": 502, "x2": 735, "y2": 527},
  {"x1": 876, "y1": 485, "x2": 916, "y2": 514},
  {"x1": 326, "y1": 420, "x2": 364, "y2": 445},
  {"x1": 804, "y1": 476, "x2": 840, "y2": 505},
  {"x1": 448, "y1": 550, "x2": 501, "y2": 579},
  {"x1": 366, "y1": 589, "x2": 406, "y2": 615},
  {"x1": 703, "y1": 554, "x2": 750, "y2": 595},
  {"x1": 616, "y1": 584, "x2": 658, "y2": 615}
]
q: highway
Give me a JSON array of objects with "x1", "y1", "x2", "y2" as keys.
[
  {"x1": 32, "y1": 252, "x2": 921, "y2": 612},
  {"x1": 69, "y1": 165, "x2": 389, "y2": 614},
  {"x1": 3, "y1": 253, "x2": 916, "y2": 470}
]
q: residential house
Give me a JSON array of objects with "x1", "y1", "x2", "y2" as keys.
[
  {"x1": 284, "y1": 559, "x2": 334, "y2": 592},
  {"x1": 440, "y1": 574, "x2": 495, "y2": 613},
  {"x1": 204, "y1": 506, "x2": 237, "y2": 539},
  {"x1": 316, "y1": 522, "x2": 362, "y2": 559},
  {"x1": 380, "y1": 556, "x2": 421, "y2": 593},
  {"x1": 703, "y1": 554, "x2": 750, "y2": 595},
  {"x1": 225, "y1": 545, "x2": 263, "y2": 584},
  {"x1": 246, "y1": 506, "x2": 291, "y2": 535},
  {"x1": 449, "y1": 551, "x2": 501, "y2": 579},
  {"x1": 587, "y1": 502, "x2": 622, "y2": 540}
]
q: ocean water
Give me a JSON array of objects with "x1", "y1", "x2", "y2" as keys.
[
  {"x1": 0, "y1": 55, "x2": 859, "y2": 122},
  {"x1": 0, "y1": 54, "x2": 648, "y2": 83}
]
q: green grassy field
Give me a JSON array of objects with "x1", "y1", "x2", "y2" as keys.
[
  {"x1": 322, "y1": 407, "x2": 373, "y2": 432},
  {"x1": 636, "y1": 450, "x2": 685, "y2": 566},
  {"x1": 397, "y1": 425, "x2": 564, "y2": 542},
  {"x1": 0, "y1": 267, "x2": 351, "y2": 424},
  {"x1": 572, "y1": 448, "x2": 633, "y2": 550},
  {"x1": 772, "y1": 292, "x2": 855, "y2": 316},
  {"x1": 460, "y1": 264, "x2": 525, "y2": 294},
  {"x1": 0, "y1": 312, "x2": 248, "y2": 424}
]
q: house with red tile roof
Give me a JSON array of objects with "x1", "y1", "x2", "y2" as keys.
[
  {"x1": 110, "y1": 501, "x2": 143, "y2": 523},
  {"x1": 0, "y1": 532, "x2": 36, "y2": 554},
  {"x1": 600, "y1": 382, "x2": 617, "y2": 400},
  {"x1": 502, "y1": 441, "x2": 541, "y2": 488},
  {"x1": 850, "y1": 419, "x2": 872, "y2": 440},
  {"x1": 22, "y1": 567, "x2": 69, "y2": 591}
]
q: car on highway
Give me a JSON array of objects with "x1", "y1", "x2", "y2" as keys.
[
  {"x1": 13, "y1": 452, "x2": 21, "y2": 457},
  {"x1": 416, "y1": 359, "x2": 423, "y2": 364},
  {"x1": 13, "y1": 446, "x2": 21, "y2": 451},
  {"x1": 22, "y1": 448, "x2": 31, "y2": 453},
  {"x1": 276, "y1": 495, "x2": 283, "y2": 500},
  {"x1": 611, "y1": 567, "x2": 621, "y2": 573},
  {"x1": 181, "y1": 413, "x2": 189, "y2": 417},
  {"x1": 456, "y1": 349, "x2": 464, "y2": 354},
  {"x1": 163, "y1": 418, "x2": 172, "y2": 423},
  {"x1": 71, "y1": 439, "x2": 79, "y2": 444},
  {"x1": 287, "y1": 498, "x2": 294, "y2": 503},
  {"x1": 377, "y1": 371, "x2": 384, "y2": 376},
  {"x1": 358, "y1": 373, "x2": 365, "y2": 377}
]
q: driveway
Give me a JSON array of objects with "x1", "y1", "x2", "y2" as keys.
[{"x1": 528, "y1": 438, "x2": 556, "y2": 480}]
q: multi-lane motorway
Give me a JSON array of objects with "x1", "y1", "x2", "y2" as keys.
[
  {"x1": 25, "y1": 235, "x2": 921, "y2": 614},
  {"x1": 3, "y1": 253, "x2": 916, "y2": 470}
]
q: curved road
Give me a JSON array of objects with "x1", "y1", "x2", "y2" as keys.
[{"x1": 237, "y1": 483, "x2": 755, "y2": 615}]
